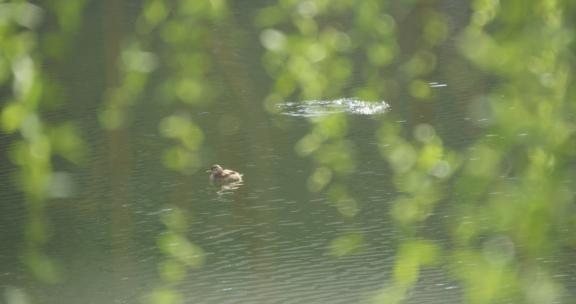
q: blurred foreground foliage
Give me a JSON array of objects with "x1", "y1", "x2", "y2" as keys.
[
  {"x1": 0, "y1": 0, "x2": 575, "y2": 303},
  {"x1": 0, "y1": 0, "x2": 86, "y2": 284},
  {"x1": 258, "y1": 0, "x2": 576, "y2": 303},
  {"x1": 112, "y1": 1, "x2": 227, "y2": 302},
  {"x1": 1, "y1": 0, "x2": 220, "y2": 301}
]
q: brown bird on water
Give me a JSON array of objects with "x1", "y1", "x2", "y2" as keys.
[{"x1": 206, "y1": 164, "x2": 243, "y2": 183}]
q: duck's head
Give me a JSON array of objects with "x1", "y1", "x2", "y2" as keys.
[{"x1": 207, "y1": 164, "x2": 223, "y2": 174}]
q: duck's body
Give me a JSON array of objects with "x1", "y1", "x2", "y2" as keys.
[{"x1": 207, "y1": 164, "x2": 243, "y2": 183}]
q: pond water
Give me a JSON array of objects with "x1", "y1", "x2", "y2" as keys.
[{"x1": 2, "y1": 1, "x2": 575, "y2": 304}]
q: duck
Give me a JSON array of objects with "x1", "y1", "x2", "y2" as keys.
[{"x1": 207, "y1": 164, "x2": 243, "y2": 183}]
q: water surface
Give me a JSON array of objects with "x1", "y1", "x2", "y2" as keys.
[{"x1": 2, "y1": 1, "x2": 575, "y2": 304}]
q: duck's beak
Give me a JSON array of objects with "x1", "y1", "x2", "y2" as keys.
[{"x1": 206, "y1": 169, "x2": 211, "y2": 173}]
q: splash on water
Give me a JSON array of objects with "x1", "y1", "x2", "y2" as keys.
[{"x1": 277, "y1": 98, "x2": 390, "y2": 117}]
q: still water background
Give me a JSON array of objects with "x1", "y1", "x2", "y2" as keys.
[{"x1": 1, "y1": 1, "x2": 575, "y2": 303}]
